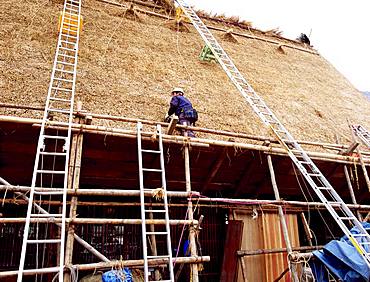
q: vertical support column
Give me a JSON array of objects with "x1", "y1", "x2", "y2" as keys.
[
  {"x1": 184, "y1": 139, "x2": 199, "y2": 282},
  {"x1": 148, "y1": 206, "x2": 161, "y2": 280},
  {"x1": 350, "y1": 126, "x2": 370, "y2": 191},
  {"x1": 344, "y1": 165, "x2": 363, "y2": 221},
  {"x1": 267, "y1": 155, "x2": 299, "y2": 282},
  {"x1": 64, "y1": 104, "x2": 84, "y2": 281}
]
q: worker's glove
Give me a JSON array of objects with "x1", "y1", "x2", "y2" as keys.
[{"x1": 164, "y1": 114, "x2": 171, "y2": 123}]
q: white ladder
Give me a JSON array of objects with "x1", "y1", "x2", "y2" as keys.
[
  {"x1": 137, "y1": 122, "x2": 175, "y2": 282},
  {"x1": 17, "y1": 0, "x2": 82, "y2": 281},
  {"x1": 352, "y1": 125, "x2": 370, "y2": 148},
  {"x1": 175, "y1": 0, "x2": 370, "y2": 267}
]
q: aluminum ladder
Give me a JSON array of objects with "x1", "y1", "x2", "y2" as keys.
[
  {"x1": 137, "y1": 122, "x2": 174, "y2": 282},
  {"x1": 17, "y1": 0, "x2": 82, "y2": 280},
  {"x1": 352, "y1": 125, "x2": 370, "y2": 148},
  {"x1": 175, "y1": 0, "x2": 370, "y2": 267}
]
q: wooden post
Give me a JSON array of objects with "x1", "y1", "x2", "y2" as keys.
[
  {"x1": 299, "y1": 212, "x2": 313, "y2": 246},
  {"x1": 349, "y1": 124, "x2": 370, "y2": 191},
  {"x1": 267, "y1": 155, "x2": 299, "y2": 282},
  {"x1": 148, "y1": 206, "x2": 161, "y2": 280},
  {"x1": 239, "y1": 256, "x2": 248, "y2": 282},
  {"x1": 64, "y1": 104, "x2": 84, "y2": 281},
  {"x1": 344, "y1": 165, "x2": 363, "y2": 220},
  {"x1": 184, "y1": 135, "x2": 199, "y2": 282}
]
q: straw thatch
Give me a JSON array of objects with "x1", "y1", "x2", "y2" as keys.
[{"x1": 1, "y1": 0, "x2": 369, "y2": 144}]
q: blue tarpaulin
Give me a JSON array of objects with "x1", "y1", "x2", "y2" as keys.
[
  {"x1": 310, "y1": 222, "x2": 370, "y2": 282},
  {"x1": 102, "y1": 268, "x2": 133, "y2": 282}
]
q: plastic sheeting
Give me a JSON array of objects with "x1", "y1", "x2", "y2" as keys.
[{"x1": 310, "y1": 223, "x2": 370, "y2": 282}]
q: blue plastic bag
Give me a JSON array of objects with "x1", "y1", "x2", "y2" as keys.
[{"x1": 102, "y1": 268, "x2": 133, "y2": 282}]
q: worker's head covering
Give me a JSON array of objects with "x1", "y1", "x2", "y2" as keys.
[{"x1": 172, "y1": 87, "x2": 184, "y2": 95}]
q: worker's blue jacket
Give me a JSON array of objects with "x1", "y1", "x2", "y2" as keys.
[{"x1": 168, "y1": 95, "x2": 193, "y2": 117}]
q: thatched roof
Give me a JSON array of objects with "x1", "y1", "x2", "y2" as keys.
[{"x1": 1, "y1": 0, "x2": 369, "y2": 145}]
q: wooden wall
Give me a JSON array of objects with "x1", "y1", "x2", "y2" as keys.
[{"x1": 234, "y1": 210, "x2": 300, "y2": 282}]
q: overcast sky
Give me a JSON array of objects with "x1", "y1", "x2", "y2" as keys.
[{"x1": 185, "y1": 0, "x2": 370, "y2": 91}]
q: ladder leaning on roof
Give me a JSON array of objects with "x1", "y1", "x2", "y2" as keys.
[
  {"x1": 137, "y1": 122, "x2": 175, "y2": 282},
  {"x1": 352, "y1": 125, "x2": 370, "y2": 148},
  {"x1": 17, "y1": 0, "x2": 82, "y2": 281},
  {"x1": 174, "y1": 0, "x2": 370, "y2": 268}
]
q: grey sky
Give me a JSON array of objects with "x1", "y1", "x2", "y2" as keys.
[{"x1": 185, "y1": 0, "x2": 370, "y2": 91}]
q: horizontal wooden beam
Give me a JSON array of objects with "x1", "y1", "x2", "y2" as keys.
[
  {"x1": 1, "y1": 115, "x2": 368, "y2": 165},
  {"x1": 0, "y1": 218, "x2": 198, "y2": 225},
  {"x1": 0, "y1": 256, "x2": 211, "y2": 277}
]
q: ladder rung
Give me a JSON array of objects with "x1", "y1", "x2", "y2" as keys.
[
  {"x1": 66, "y1": 2, "x2": 79, "y2": 7},
  {"x1": 54, "y1": 77, "x2": 73, "y2": 83},
  {"x1": 65, "y1": 6, "x2": 79, "y2": 12},
  {"x1": 36, "y1": 169, "x2": 66, "y2": 174},
  {"x1": 51, "y1": 86, "x2": 73, "y2": 92},
  {"x1": 50, "y1": 97, "x2": 72, "y2": 103},
  {"x1": 56, "y1": 60, "x2": 75, "y2": 66},
  {"x1": 59, "y1": 46, "x2": 76, "y2": 52},
  {"x1": 338, "y1": 217, "x2": 356, "y2": 220},
  {"x1": 57, "y1": 53, "x2": 75, "y2": 59},
  {"x1": 147, "y1": 255, "x2": 170, "y2": 259},
  {"x1": 317, "y1": 187, "x2": 333, "y2": 190},
  {"x1": 48, "y1": 108, "x2": 71, "y2": 114},
  {"x1": 60, "y1": 40, "x2": 76, "y2": 46},
  {"x1": 31, "y1": 214, "x2": 63, "y2": 217},
  {"x1": 146, "y1": 231, "x2": 168, "y2": 235},
  {"x1": 307, "y1": 173, "x2": 321, "y2": 177},
  {"x1": 39, "y1": 151, "x2": 67, "y2": 156},
  {"x1": 141, "y1": 149, "x2": 161, "y2": 153},
  {"x1": 61, "y1": 22, "x2": 79, "y2": 28},
  {"x1": 299, "y1": 161, "x2": 311, "y2": 164},
  {"x1": 43, "y1": 135, "x2": 68, "y2": 140},
  {"x1": 360, "y1": 242, "x2": 370, "y2": 245},
  {"x1": 27, "y1": 239, "x2": 61, "y2": 244},
  {"x1": 61, "y1": 33, "x2": 78, "y2": 39},
  {"x1": 145, "y1": 210, "x2": 166, "y2": 213},
  {"x1": 34, "y1": 191, "x2": 64, "y2": 195},
  {"x1": 55, "y1": 68, "x2": 74, "y2": 74},
  {"x1": 326, "y1": 201, "x2": 342, "y2": 205},
  {"x1": 142, "y1": 168, "x2": 162, "y2": 172},
  {"x1": 353, "y1": 234, "x2": 369, "y2": 237}
]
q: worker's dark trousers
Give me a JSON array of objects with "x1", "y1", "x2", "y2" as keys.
[{"x1": 180, "y1": 118, "x2": 195, "y2": 137}]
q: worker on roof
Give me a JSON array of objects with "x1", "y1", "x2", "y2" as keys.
[{"x1": 165, "y1": 87, "x2": 198, "y2": 137}]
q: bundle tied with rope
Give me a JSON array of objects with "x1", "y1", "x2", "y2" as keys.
[{"x1": 152, "y1": 187, "x2": 165, "y2": 201}]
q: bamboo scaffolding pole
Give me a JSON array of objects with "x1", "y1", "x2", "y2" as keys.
[
  {"x1": 300, "y1": 212, "x2": 313, "y2": 246},
  {"x1": 147, "y1": 206, "x2": 161, "y2": 280},
  {"x1": 3, "y1": 185, "x2": 370, "y2": 211},
  {"x1": 344, "y1": 165, "x2": 363, "y2": 220},
  {"x1": 0, "y1": 185, "x2": 198, "y2": 198},
  {"x1": 0, "y1": 111, "x2": 357, "y2": 150},
  {"x1": 0, "y1": 218, "x2": 198, "y2": 225},
  {"x1": 2, "y1": 115, "x2": 368, "y2": 165},
  {"x1": 349, "y1": 124, "x2": 370, "y2": 191},
  {"x1": 65, "y1": 128, "x2": 84, "y2": 281},
  {"x1": 184, "y1": 128, "x2": 199, "y2": 282},
  {"x1": 0, "y1": 256, "x2": 211, "y2": 278},
  {"x1": 267, "y1": 155, "x2": 299, "y2": 282},
  {"x1": 4, "y1": 198, "x2": 370, "y2": 212},
  {"x1": 237, "y1": 245, "x2": 323, "y2": 257}
]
